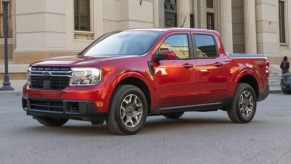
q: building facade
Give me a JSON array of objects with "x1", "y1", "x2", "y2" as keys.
[{"x1": 1, "y1": 0, "x2": 291, "y2": 67}]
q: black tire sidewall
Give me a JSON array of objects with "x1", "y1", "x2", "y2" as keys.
[
  {"x1": 110, "y1": 85, "x2": 148, "y2": 135},
  {"x1": 233, "y1": 84, "x2": 257, "y2": 123}
]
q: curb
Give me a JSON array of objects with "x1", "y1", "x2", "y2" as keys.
[
  {"x1": 269, "y1": 90, "x2": 283, "y2": 94},
  {"x1": 0, "y1": 91, "x2": 22, "y2": 96}
]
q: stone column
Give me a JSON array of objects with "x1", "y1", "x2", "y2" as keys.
[
  {"x1": 197, "y1": 0, "x2": 206, "y2": 28},
  {"x1": 177, "y1": 0, "x2": 191, "y2": 28},
  {"x1": 153, "y1": 0, "x2": 164, "y2": 27},
  {"x1": 219, "y1": 0, "x2": 233, "y2": 53},
  {"x1": 244, "y1": 0, "x2": 257, "y2": 54}
]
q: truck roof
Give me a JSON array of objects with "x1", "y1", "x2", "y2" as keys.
[{"x1": 126, "y1": 28, "x2": 220, "y2": 35}]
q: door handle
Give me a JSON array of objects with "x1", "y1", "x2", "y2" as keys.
[
  {"x1": 213, "y1": 62, "x2": 224, "y2": 67},
  {"x1": 183, "y1": 63, "x2": 193, "y2": 69}
]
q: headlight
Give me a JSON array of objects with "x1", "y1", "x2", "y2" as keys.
[
  {"x1": 27, "y1": 67, "x2": 31, "y2": 84},
  {"x1": 70, "y1": 68, "x2": 102, "y2": 86}
]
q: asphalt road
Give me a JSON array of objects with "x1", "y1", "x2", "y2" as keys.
[{"x1": 0, "y1": 93, "x2": 291, "y2": 164}]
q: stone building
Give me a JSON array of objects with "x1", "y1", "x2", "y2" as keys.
[{"x1": 0, "y1": 0, "x2": 290, "y2": 78}]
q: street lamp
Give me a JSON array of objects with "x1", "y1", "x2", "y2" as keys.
[{"x1": 0, "y1": 0, "x2": 13, "y2": 91}]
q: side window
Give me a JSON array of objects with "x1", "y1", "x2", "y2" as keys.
[
  {"x1": 159, "y1": 34, "x2": 190, "y2": 59},
  {"x1": 193, "y1": 34, "x2": 218, "y2": 58}
]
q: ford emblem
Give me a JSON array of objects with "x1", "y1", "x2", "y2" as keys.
[{"x1": 42, "y1": 71, "x2": 51, "y2": 76}]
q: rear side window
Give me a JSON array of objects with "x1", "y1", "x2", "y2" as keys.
[{"x1": 193, "y1": 34, "x2": 218, "y2": 58}]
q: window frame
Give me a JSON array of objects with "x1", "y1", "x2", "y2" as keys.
[
  {"x1": 74, "y1": 0, "x2": 91, "y2": 32},
  {"x1": 191, "y1": 33, "x2": 219, "y2": 59},
  {"x1": 157, "y1": 32, "x2": 194, "y2": 60},
  {"x1": 279, "y1": 0, "x2": 288, "y2": 45},
  {"x1": 164, "y1": 0, "x2": 178, "y2": 27},
  {"x1": 206, "y1": 12, "x2": 215, "y2": 30}
]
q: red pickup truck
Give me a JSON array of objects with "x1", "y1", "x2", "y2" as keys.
[{"x1": 23, "y1": 28, "x2": 269, "y2": 135}]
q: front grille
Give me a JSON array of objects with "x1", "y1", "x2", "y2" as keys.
[
  {"x1": 31, "y1": 76, "x2": 70, "y2": 90},
  {"x1": 30, "y1": 66, "x2": 71, "y2": 90},
  {"x1": 29, "y1": 99, "x2": 64, "y2": 112}
]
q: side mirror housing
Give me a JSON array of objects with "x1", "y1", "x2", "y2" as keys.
[{"x1": 154, "y1": 50, "x2": 176, "y2": 61}]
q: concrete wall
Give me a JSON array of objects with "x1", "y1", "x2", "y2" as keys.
[
  {"x1": 103, "y1": 0, "x2": 154, "y2": 33},
  {"x1": 256, "y1": 0, "x2": 280, "y2": 56},
  {"x1": 3, "y1": 0, "x2": 291, "y2": 65},
  {"x1": 12, "y1": 0, "x2": 154, "y2": 63}
]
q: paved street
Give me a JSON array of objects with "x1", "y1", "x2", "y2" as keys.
[{"x1": 0, "y1": 93, "x2": 291, "y2": 164}]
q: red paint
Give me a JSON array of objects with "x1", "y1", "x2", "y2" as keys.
[{"x1": 23, "y1": 28, "x2": 269, "y2": 113}]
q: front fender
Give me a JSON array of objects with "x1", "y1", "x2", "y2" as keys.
[{"x1": 103, "y1": 71, "x2": 154, "y2": 111}]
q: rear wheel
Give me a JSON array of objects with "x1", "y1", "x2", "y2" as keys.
[
  {"x1": 36, "y1": 117, "x2": 68, "y2": 126},
  {"x1": 107, "y1": 85, "x2": 148, "y2": 135},
  {"x1": 163, "y1": 112, "x2": 184, "y2": 119},
  {"x1": 227, "y1": 83, "x2": 257, "y2": 123}
]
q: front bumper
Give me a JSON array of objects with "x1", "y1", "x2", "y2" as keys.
[
  {"x1": 22, "y1": 82, "x2": 110, "y2": 113},
  {"x1": 22, "y1": 97, "x2": 106, "y2": 121}
]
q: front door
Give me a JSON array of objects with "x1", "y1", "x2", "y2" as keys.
[{"x1": 154, "y1": 33, "x2": 196, "y2": 109}]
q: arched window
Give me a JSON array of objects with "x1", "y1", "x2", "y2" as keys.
[{"x1": 164, "y1": 0, "x2": 177, "y2": 27}]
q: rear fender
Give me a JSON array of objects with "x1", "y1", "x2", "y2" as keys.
[{"x1": 232, "y1": 68, "x2": 259, "y2": 96}]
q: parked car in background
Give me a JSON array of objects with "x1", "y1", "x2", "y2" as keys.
[
  {"x1": 281, "y1": 73, "x2": 291, "y2": 94},
  {"x1": 22, "y1": 28, "x2": 270, "y2": 135}
]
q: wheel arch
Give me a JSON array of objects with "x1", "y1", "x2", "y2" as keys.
[
  {"x1": 108, "y1": 73, "x2": 153, "y2": 113},
  {"x1": 236, "y1": 74, "x2": 259, "y2": 100}
]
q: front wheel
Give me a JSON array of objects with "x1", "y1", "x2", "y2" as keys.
[
  {"x1": 36, "y1": 117, "x2": 68, "y2": 126},
  {"x1": 107, "y1": 85, "x2": 148, "y2": 135},
  {"x1": 227, "y1": 83, "x2": 257, "y2": 123}
]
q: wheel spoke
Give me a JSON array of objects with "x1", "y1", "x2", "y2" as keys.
[
  {"x1": 120, "y1": 107, "x2": 126, "y2": 119},
  {"x1": 239, "y1": 90, "x2": 254, "y2": 118},
  {"x1": 239, "y1": 95, "x2": 244, "y2": 104},
  {"x1": 120, "y1": 93, "x2": 144, "y2": 128}
]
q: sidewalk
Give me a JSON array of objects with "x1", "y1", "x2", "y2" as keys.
[
  {"x1": 0, "y1": 80, "x2": 282, "y2": 96},
  {"x1": 0, "y1": 80, "x2": 26, "y2": 96}
]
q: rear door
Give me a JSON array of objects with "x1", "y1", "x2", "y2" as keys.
[
  {"x1": 154, "y1": 33, "x2": 196, "y2": 108},
  {"x1": 191, "y1": 33, "x2": 229, "y2": 104}
]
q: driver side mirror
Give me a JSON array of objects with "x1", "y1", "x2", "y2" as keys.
[{"x1": 154, "y1": 50, "x2": 177, "y2": 61}]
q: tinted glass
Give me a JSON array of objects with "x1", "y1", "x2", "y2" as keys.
[
  {"x1": 193, "y1": 34, "x2": 218, "y2": 58},
  {"x1": 83, "y1": 31, "x2": 161, "y2": 56},
  {"x1": 160, "y1": 34, "x2": 189, "y2": 59}
]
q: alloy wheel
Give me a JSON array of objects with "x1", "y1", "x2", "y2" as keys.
[
  {"x1": 120, "y1": 94, "x2": 143, "y2": 128},
  {"x1": 239, "y1": 90, "x2": 254, "y2": 118}
]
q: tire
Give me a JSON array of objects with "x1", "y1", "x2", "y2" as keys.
[
  {"x1": 163, "y1": 112, "x2": 184, "y2": 119},
  {"x1": 107, "y1": 85, "x2": 148, "y2": 135},
  {"x1": 227, "y1": 83, "x2": 257, "y2": 123},
  {"x1": 36, "y1": 117, "x2": 68, "y2": 126}
]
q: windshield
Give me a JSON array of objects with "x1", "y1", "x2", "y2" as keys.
[{"x1": 83, "y1": 31, "x2": 162, "y2": 56}]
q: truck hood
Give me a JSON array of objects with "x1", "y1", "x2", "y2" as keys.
[{"x1": 31, "y1": 55, "x2": 138, "y2": 67}]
